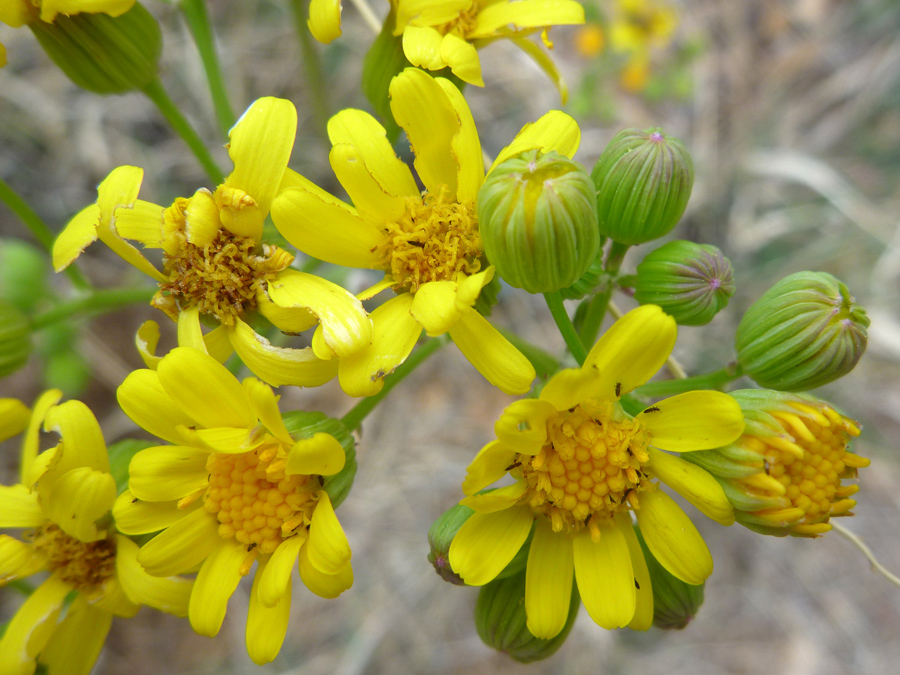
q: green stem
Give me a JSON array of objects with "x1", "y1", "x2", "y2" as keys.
[
  {"x1": 178, "y1": 0, "x2": 236, "y2": 137},
  {"x1": 289, "y1": 0, "x2": 331, "y2": 140},
  {"x1": 497, "y1": 326, "x2": 560, "y2": 380},
  {"x1": 142, "y1": 78, "x2": 224, "y2": 183},
  {"x1": 633, "y1": 364, "x2": 743, "y2": 398},
  {"x1": 578, "y1": 241, "x2": 630, "y2": 347},
  {"x1": 341, "y1": 335, "x2": 448, "y2": 432},
  {"x1": 0, "y1": 176, "x2": 91, "y2": 290},
  {"x1": 30, "y1": 287, "x2": 155, "y2": 330},
  {"x1": 544, "y1": 290, "x2": 587, "y2": 366}
]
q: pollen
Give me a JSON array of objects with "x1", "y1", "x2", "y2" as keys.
[
  {"x1": 203, "y1": 443, "x2": 320, "y2": 561},
  {"x1": 753, "y1": 404, "x2": 866, "y2": 536},
  {"x1": 437, "y1": 2, "x2": 480, "y2": 37},
  {"x1": 515, "y1": 399, "x2": 653, "y2": 536},
  {"x1": 377, "y1": 185, "x2": 482, "y2": 292},
  {"x1": 30, "y1": 523, "x2": 116, "y2": 592}
]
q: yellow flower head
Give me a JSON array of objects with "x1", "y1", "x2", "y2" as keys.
[
  {"x1": 0, "y1": 391, "x2": 192, "y2": 675},
  {"x1": 685, "y1": 390, "x2": 868, "y2": 538},
  {"x1": 0, "y1": 0, "x2": 134, "y2": 28},
  {"x1": 52, "y1": 97, "x2": 373, "y2": 389},
  {"x1": 114, "y1": 346, "x2": 354, "y2": 665},
  {"x1": 609, "y1": 0, "x2": 678, "y2": 91},
  {"x1": 448, "y1": 305, "x2": 745, "y2": 638},
  {"x1": 271, "y1": 68, "x2": 589, "y2": 397}
]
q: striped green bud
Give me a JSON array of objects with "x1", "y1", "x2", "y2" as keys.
[
  {"x1": 0, "y1": 300, "x2": 32, "y2": 378},
  {"x1": 735, "y1": 272, "x2": 868, "y2": 391},
  {"x1": 634, "y1": 240, "x2": 735, "y2": 325},
  {"x1": 478, "y1": 149, "x2": 599, "y2": 294},
  {"x1": 591, "y1": 128, "x2": 694, "y2": 245}
]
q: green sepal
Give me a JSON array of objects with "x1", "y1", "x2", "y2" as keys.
[
  {"x1": 428, "y1": 503, "x2": 474, "y2": 585},
  {"x1": 361, "y1": 10, "x2": 407, "y2": 142},
  {"x1": 282, "y1": 411, "x2": 357, "y2": 509},
  {"x1": 107, "y1": 438, "x2": 156, "y2": 496}
]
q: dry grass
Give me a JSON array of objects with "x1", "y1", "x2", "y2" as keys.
[{"x1": 2, "y1": 0, "x2": 900, "y2": 673}]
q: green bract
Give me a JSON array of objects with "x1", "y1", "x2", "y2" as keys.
[
  {"x1": 477, "y1": 149, "x2": 599, "y2": 294},
  {"x1": 634, "y1": 240, "x2": 735, "y2": 325},
  {"x1": 591, "y1": 128, "x2": 694, "y2": 245},
  {"x1": 735, "y1": 271, "x2": 869, "y2": 390}
]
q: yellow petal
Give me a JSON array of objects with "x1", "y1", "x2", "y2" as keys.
[
  {"x1": 395, "y1": 0, "x2": 471, "y2": 29},
  {"x1": 157, "y1": 346, "x2": 256, "y2": 429},
  {"x1": 470, "y1": 0, "x2": 585, "y2": 37},
  {"x1": 228, "y1": 319, "x2": 338, "y2": 388},
  {"x1": 436, "y1": 76, "x2": 485, "y2": 202},
  {"x1": 40, "y1": 467, "x2": 116, "y2": 542},
  {"x1": 257, "y1": 287, "x2": 318, "y2": 334},
  {"x1": 135, "y1": 320, "x2": 162, "y2": 369},
  {"x1": 329, "y1": 145, "x2": 411, "y2": 226},
  {"x1": 176, "y1": 305, "x2": 208, "y2": 352},
  {"x1": 114, "y1": 198, "x2": 165, "y2": 247},
  {"x1": 634, "y1": 489, "x2": 713, "y2": 585},
  {"x1": 489, "y1": 110, "x2": 581, "y2": 173},
  {"x1": 298, "y1": 540, "x2": 353, "y2": 598},
  {"x1": 115, "y1": 536, "x2": 192, "y2": 617},
  {"x1": 183, "y1": 188, "x2": 221, "y2": 247},
  {"x1": 508, "y1": 35, "x2": 569, "y2": 104},
  {"x1": 585, "y1": 304, "x2": 676, "y2": 399},
  {"x1": 117, "y1": 368, "x2": 197, "y2": 445},
  {"x1": 189, "y1": 540, "x2": 246, "y2": 637},
  {"x1": 0, "y1": 535, "x2": 44, "y2": 584},
  {"x1": 389, "y1": 67, "x2": 460, "y2": 197},
  {"x1": 449, "y1": 306, "x2": 535, "y2": 395},
  {"x1": 0, "y1": 574, "x2": 69, "y2": 673},
  {"x1": 42, "y1": 399, "x2": 108, "y2": 474},
  {"x1": 337, "y1": 293, "x2": 422, "y2": 398},
  {"x1": 525, "y1": 519, "x2": 574, "y2": 639},
  {"x1": 409, "y1": 280, "x2": 461, "y2": 336},
  {"x1": 266, "y1": 269, "x2": 372, "y2": 358},
  {"x1": 204, "y1": 325, "x2": 234, "y2": 363},
  {"x1": 441, "y1": 32, "x2": 484, "y2": 87},
  {"x1": 456, "y1": 266, "x2": 494, "y2": 307},
  {"x1": 620, "y1": 514, "x2": 654, "y2": 631},
  {"x1": 494, "y1": 398, "x2": 555, "y2": 456},
  {"x1": 646, "y1": 448, "x2": 734, "y2": 526},
  {"x1": 242, "y1": 377, "x2": 294, "y2": 445},
  {"x1": 307, "y1": 492, "x2": 351, "y2": 575},
  {"x1": 0, "y1": 398, "x2": 29, "y2": 443},
  {"x1": 638, "y1": 391, "x2": 745, "y2": 452},
  {"x1": 137, "y1": 507, "x2": 222, "y2": 577},
  {"x1": 462, "y1": 440, "x2": 516, "y2": 496},
  {"x1": 460, "y1": 481, "x2": 528, "y2": 513},
  {"x1": 32, "y1": 599, "x2": 111, "y2": 675},
  {"x1": 53, "y1": 203, "x2": 99, "y2": 272},
  {"x1": 537, "y1": 366, "x2": 600, "y2": 411},
  {"x1": 246, "y1": 558, "x2": 292, "y2": 665},
  {"x1": 0, "y1": 485, "x2": 43, "y2": 528},
  {"x1": 40, "y1": 0, "x2": 134, "y2": 22},
  {"x1": 128, "y1": 445, "x2": 210, "y2": 502},
  {"x1": 449, "y1": 506, "x2": 533, "y2": 586},
  {"x1": 286, "y1": 433, "x2": 345, "y2": 477},
  {"x1": 0, "y1": 1, "x2": 30, "y2": 26},
  {"x1": 573, "y1": 523, "x2": 635, "y2": 629},
  {"x1": 258, "y1": 534, "x2": 305, "y2": 607},
  {"x1": 19, "y1": 390, "x2": 62, "y2": 486},
  {"x1": 112, "y1": 490, "x2": 199, "y2": 535},
  {"x1": 402, "y1": 25, "x2": 448, "y2": 72},
  {"x1": 308, "y1": 0, "x2": 342, "y2": 43}
]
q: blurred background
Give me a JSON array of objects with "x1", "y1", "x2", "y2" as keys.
[{"x1": 2, "y1": 0, "x2": 899, "y2": 673}]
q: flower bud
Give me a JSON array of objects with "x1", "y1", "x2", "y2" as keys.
[
  {"x1": 28, "y1": 3, "x2": 161, "y2": 94},
  {"x1": 0, "y1": 239, "x2": 49, "y2": 313},
  {"x1": 634, "y1": 526, "x2": 704, "y2": 629},
  {"x1": 634, "y1": 240, "x2": 735, "y2": 325},
  {"x1": 735, "y1": 271, "x2": 868, "y2": 390},
  {"x1": 591, "y1": 128, "x2": 694, "y2": 245},
  {"x1": 478, "y1": 149, "x2": 600, "y2": 294},
  {"x1": 683, "y1": 390, "x2": 867, "y2": 537},
  {"x1": 475, "y1": 569, "x2": 579, "y2": 663},
  {"x1": 0, "y1": 300, "x2": 32, "y2": 378}
]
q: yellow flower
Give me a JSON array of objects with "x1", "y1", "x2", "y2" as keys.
[
  {"x1": 113, "y1": 346, "x2": 353, "y2": 665},
  {"x1": 685, "y1": 390, "x2": 869, "y2": 538},
  {"x1": 271, "y1": 67, "x2": 586, "y2": 397},
  {"x1": 394, "y1": 0, "x2": 585, "y2": 95},
  {"x1": 448, "y1": 305, "x2": 744, "y2": 638},
  {"x1": 0, "y1": 391, "x2": 192, "y2": 675},
  {"x1": 608, "y1": 0, "x2": 678, "y2": 91},
  {"x1": 52, "y1": 97, "x2": 372, "y2": 390},
  {"x1": 0, "y1": 0, "x2": 134, "y2": 28}
]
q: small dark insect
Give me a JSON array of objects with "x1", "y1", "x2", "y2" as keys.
[
  {"x1": 131, "y1": 498, "x2": 138, "y2": 504},
  {"x1": 505, "y1": 460, "x2": 522, "y2": 471},
  {"x1": 622, "y1": 489, "x2": 634, "y2": 504},
  {"x1": 568, "y1": 407, "x2": 576, "y2": 413},
  {"x1": 644, "y1": 406, "x2": 660, "y2": 413},
  {"x1": 626, "y1": 447, "x2": 634, "y2": 457},
  {"x1": 247, "y1": 543, "x2": 258, "y2": 551},
  {"x1": 763, "y1": 459, "x2": 771, "y2": 475},
  {"x1": 615, "y1": 382, "x2": 622, "y2": 397},
  {"x1": 583, "y1": 514, "x2": 592, "y2": 525},
  {"x1": 634, "y1": 579, "x2": 641, "y2": 590},
  {"x1": 409, "y1": 240, "x2": 425, "y2": 248}
]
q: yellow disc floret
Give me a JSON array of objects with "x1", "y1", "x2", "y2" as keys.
[
  {"x1": 515, "y1": 400, "x2": 653, "y2": 538},
  {"x1": 377, "y1": 186, "x2": 482, "y2": 292},
  {"x1": 437, "y1": 2, "x2": 480, "y2": 37},
  {"x1": 30, "y1": 523, "x2": 116, "y2": 592},
  {"x1": 203, "y1": 442, "x2": 320, "y2": 561}
]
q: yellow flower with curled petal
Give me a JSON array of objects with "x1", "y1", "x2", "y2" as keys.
[
  {"x1": 448, "y1": 305, "x2": 745, "y2": 638},
  {"x1": 271, "y1": 67, "x2": 584, "y2": 397},
  {"x1": 52, "y1": 97, "x2": 373, "y2": 390},
  {"x1": 113, "y1": 345, "x2": 353, "y2": 665},
  {"x1": 0, "y1": 391, "x2": 192, "y2": 675},
  {"x1": 394, "y1": 0, "x2": 585, "y2": 97}
]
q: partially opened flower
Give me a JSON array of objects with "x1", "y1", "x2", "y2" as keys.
[
  {"x1": 0, "y1": 391, "x2": 192, "y2": 675},
  {"x1": 113, "y1": 346, "x2": 354, "y2": 664},
  {"x1": 52, "y1": 97, "x2": 372, "y2": 389},
  {"x1": 448, "y1": 305, "x2": 744, "y2": 638},
  {"x1": 271, "y1": 67, "x2": 587, "y2": 396}
]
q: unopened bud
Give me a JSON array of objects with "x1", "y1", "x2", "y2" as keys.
[{"x1": 0, "y1": 300, "x2": 32, "y2": 378}]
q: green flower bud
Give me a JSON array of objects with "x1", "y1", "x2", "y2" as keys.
[
  {"x1": 0, "y1": 239, "x2": 49, "y2": 313},
  {"x1": 591, "y1": 128, "x2": 694, "y2": 245},
  {"x1": 634, "y1": 526, "x2": 704, "y2": 629},
  {"x1": 478, "y1": 149, "x2": 600, "y2": 294},
  {"x1": 475, "y1": 569, "x2": 579, "y2": 663},
  {"x1": 683, "y1": 390, "x2": 868, "y2": 538},
  {"x1": 282, "y1": 411, "x2": 356, "y2": 508},
  {"x1": 0, "y1": 300, "x2": 32, "y2": 378},
  {"x1": 735, "y1": 271, "x2": 868, "y2": 390},
  {"x1": 634, "y1": 240, "x2": 735, "y2": 325},
  {"x1": 559, "y1": 245, "x2": 606, "y2": 300},
  {"x1": 29, "y1": 3, "x2": 162, "y2": 94}
]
